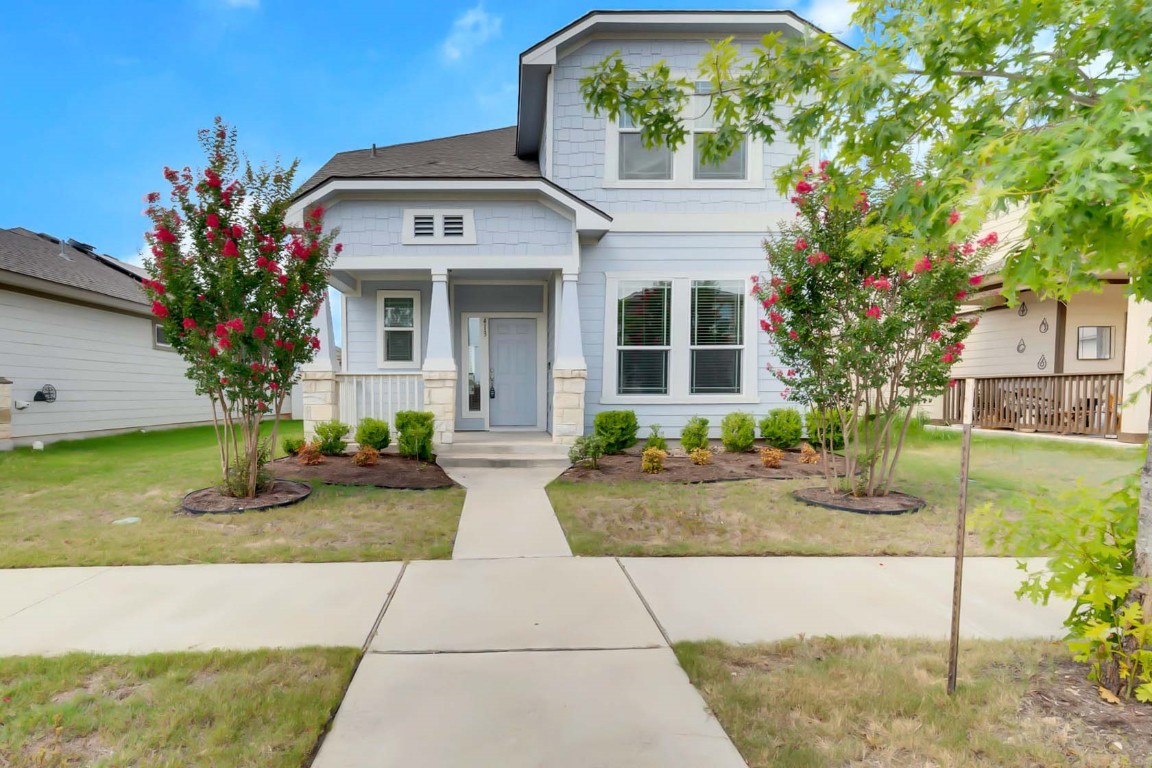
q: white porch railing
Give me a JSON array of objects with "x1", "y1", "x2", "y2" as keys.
[{"x1": 337, "y1": 373, "x2": 424, "y2": 427}]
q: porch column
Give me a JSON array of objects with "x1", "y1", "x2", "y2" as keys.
[
  {"x1": 422, "y1": 270, "x2": 456, "y2": 447},
  {"x1": 301, "y1": 291, "x2": 340, "y2": 441},
  {"x1": 552, "y1": 271, "x2": 588, "y2": 444},
  {"x1": 1119, "y1": 295, "x2": 1152, "y2": 443},
  {"x1": 0, "y1": 377, "x2": 12, "y2": 451}
]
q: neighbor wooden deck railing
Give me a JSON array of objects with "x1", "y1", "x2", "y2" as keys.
[
  {"x1": 940, "y1": 379, "x2": 967, "y2": 424},
  {"x1": 954, "y1": 373, "x2": 1124, "y2": 436}
]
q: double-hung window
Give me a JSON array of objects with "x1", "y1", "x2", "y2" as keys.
[
  {"x1": 377, "y1": 290, "x2": 421, "y2": 368},
  {"x1": 606, "y1": 276, "x2": 754, "y2": 402},
  {"x1": 618, "y1": 113, "x2": 673, "y2": 180},
  {"x1": 692, "y1": 82, "x2": 747, "y2": 181},
  {"x1": 616, "y1": 280, "x2": 671, "y2": 394}
]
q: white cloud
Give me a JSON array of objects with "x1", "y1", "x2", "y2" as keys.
[
  {"x1": 440, "y1": 4, "x2": 502, "y2": 63},
  {"x1": 806, "y1": 0, "x2": 857, "y2": 34}
]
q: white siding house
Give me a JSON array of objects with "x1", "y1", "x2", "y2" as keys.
[
  {"x1": 0, "y1": 228, "x2": 220, "y2": 448},
  {"x1": 291, "y1": 11, "x2": 827, "y2": 445}
]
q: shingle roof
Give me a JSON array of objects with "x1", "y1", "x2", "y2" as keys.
[
  {"x1": 294, "y1": 126, "x2": 540, "y2": 199},
  {"x1": 0, "y1": 228, "x2": 148, "y2": 305}
]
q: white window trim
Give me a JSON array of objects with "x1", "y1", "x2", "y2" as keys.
[
  {"x1": 376, "y1": 290, "x2": 422, "y2": 370},
  {"x1": 602, "y1": 273, "x2": 759, "y2": 405},
  {"x1": 603, "y1": 78, "x2": 765, "y2": 190},
  {"x1": 152, "y1": 321, "x2": 175, "y2": 352},
  {"x1": 401, "y1": 209, "x2": 477, "y2": 245}
]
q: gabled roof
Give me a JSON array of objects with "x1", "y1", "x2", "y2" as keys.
[
  {"x1": 0, "y1": 227, "x2": 147, "y2": 306},
  {"x1": 294, "y1": 126, "x2": 540, "y2": 200}
]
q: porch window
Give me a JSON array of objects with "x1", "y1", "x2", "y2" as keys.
[
  {"x1": 617, "y1": 280, "x2": 671, "y2": 395},
  {"x1": 376, "y1": 290, "x2": 421, "y2": 369},
  {"x1": 1077, "y1": 326, "x2": 1113, "y2": 360},
  {"x1": 690, "y1": 280, "x2": 744, "y2": 394},
  {"x1": 618, "y1": 113, "x2": 673, "y2": 181}
]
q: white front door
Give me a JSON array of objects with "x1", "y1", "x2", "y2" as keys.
[{"x1": 489, "y1": 318, "x2": 537, "y2": 427}]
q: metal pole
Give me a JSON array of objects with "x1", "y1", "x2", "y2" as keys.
[{"x1": 948, "y1": 378, "x2": 976, "y2": 696}]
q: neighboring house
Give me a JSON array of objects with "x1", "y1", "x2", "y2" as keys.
[
  {"x1": 0, "y1": 227, "x2": 299, "y2": 449},
  {"x1": 291, "y1": 10, "x2": 829, "y2": 445}
]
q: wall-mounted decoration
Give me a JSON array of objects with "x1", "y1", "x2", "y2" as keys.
[
  {"x1": 1016, "y1": 338, "x2": 1027, "y2": 354},
  {"x1": 1037, "y1": 354, "x2": 1048, "y2": 370},
  {"x1": 1039, "y1": 317, "x2": 1049, "y2": 334},
  {"x1": 1018, "y1": 302, "x2": 1029, "y2": 317},
  {"x1": 33, "y1": 384, "x2": 57, "y2": 403}
]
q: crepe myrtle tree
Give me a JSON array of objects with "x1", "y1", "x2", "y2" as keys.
[
  {"x1": 755, "y1": 166, "x2": 993, "y2": 497},
  {"x1": 142, "y1": 117, "x2": 341, "y2": 498}
]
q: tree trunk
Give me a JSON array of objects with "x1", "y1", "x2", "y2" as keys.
[{"x1": 1136, "y1": 415, "x2": 1152, "y2": 618}]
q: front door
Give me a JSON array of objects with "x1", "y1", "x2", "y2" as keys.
[{"x1": 489, "y1": 318, "x2": 537, "y2": 427}]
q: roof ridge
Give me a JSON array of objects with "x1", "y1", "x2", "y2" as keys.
[{"x1": 336, "y1": 125, "x2": 517, "y2": 157}]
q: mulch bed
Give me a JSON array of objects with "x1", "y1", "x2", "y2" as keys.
[
  {"x1": 267, "y1": 453, "x2": 457, "y2": 490},
  {"x1": 792, "y1": 486, "x2": 926, "y2": 515},
  {"x1": 1021, "y1": 657, "x2": 1152, "y2": 760},
  {"x1": 182, "y1": 479, "x2": 312, "y2": 514},
  {"x1": 559, "y1": 445, "x2": 848, "y2": 484}
]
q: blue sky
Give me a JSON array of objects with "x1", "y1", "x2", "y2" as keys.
[{"x1": 0, "y1": 0, "x2": 855, "y2": 264}]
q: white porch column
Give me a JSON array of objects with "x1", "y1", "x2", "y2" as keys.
[
  {"x1": 1120, "y1": 294, "x2": 1152, "y2": 443},
  {"x1": 301, "y1": 290, "x2": 340, "y2": 441},
  {"x1": 422, "y1": 270, "x2": 456, "y2": 446},
  {"x1": 552, "y1": 271, "x2": 588, "y2": 444}
]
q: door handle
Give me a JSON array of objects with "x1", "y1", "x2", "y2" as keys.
[{"x1": 489, "y1": 367, "x2": 496, "y2": 399}]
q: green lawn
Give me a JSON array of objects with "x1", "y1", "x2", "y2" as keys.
[
  {"x1": 548, "y1": 427, "x2": 1143, "y2": 557},
  {"x1": 676, "y1": 637, "x2": 1147, "y2": 767},
  {"x1": 0, "y1": 648, "x2": 358, "y2": 767},
  {"x1": 0, "y1": 422, "x2": 464, "y2": 568}
]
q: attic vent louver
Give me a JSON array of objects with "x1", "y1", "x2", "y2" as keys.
[
  {"x1": 443, "y1": 215, "x2": 465, "y2": 237},
  {"x1": 413, "y1": 215, "x2": 435, "y2": 237}
]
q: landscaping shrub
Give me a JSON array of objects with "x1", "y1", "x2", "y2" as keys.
[
  {"x1": 798, "y1": 444, "x2": 820, "y2": 464},
  {"x1": 352, "y1": 446, "x2": 380, "y2": 467},
  {"x1": 282, "y1": 436, "x2": 305, "y2": 456},
  {"x1": 641, "y1": 448, "x2": 667, "y2": 474},
  {"x1": 806, "y1": 410, "x2": 845, "y2": 451},
  {"x1": 297, "y1": 442, "x2": 324, "y2": 466},
  {"x1": 395, "y1": 410, "x2": 435, "y2": 461},
  {"x1": 680, "y1": 416, "x2": 710, "y2": 452},
  {"x1": 224, "y1": 448, "x2": 272, "y2": 496},
  {"x1": 314, "y1": 420, "x2": 350, "y2": 456},
  {"x1": 568, "y1": 435, "x2": 606, "y2": 469},
  {"x1": 760, "y1": 447, "x2": 785, "y2": 468},
  {"x1": 594, "y1": 410, "x2": 639, "y2": 454},
  {"x1": 644, "y1": 424, "x2": 668, "y2": 452},
  {"x1": 759, "y1": 408, "x2": 803, "y2": 449},
  {"x1": 689, "y1": 447, "x2": 713, "y2": 466},
  {"x1": 720, "y1": 412, "x2": 756, "y2": 452},
  {"x1": 355, "y1": 418, "x2": 391, "y2": 451}
]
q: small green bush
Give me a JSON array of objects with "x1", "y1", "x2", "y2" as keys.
[
  {"x1": 568, "y1": 435, "x2": 607, "y2": 469},
  {"x1": 395, "y1": 410, "x2": 435, "y2": 461},
  {"x1": 314, "y1": 420, "x2": 350, "y2": 456},
  {"x1": 720, "y1": 412, "x2": 756, "y2": 452},
  {"x1": 593, "y1": 410, "x2": 639, "y2": 454},
  {"x1": 806, "y1": 409, "x2": 845, "y2": 451},
  {"x1": 680, "y1": 416, "x2": 710, "y2": 452},
  {"x1": 355, "y1": 417, "x2": 391, "y2": 451},
  {"x1": 644, "y1": 424, "x2": 667, "y2": 452},
  {"x1": 282, "y1": 436, "x2": 306, "y2": 456},
  {"x1": 759, "y1": 408, "x2": 803, "y2": 449}
]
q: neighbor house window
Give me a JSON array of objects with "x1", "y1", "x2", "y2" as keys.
[
  {"x1": 690, "y1": 280, "x2": 744, "y2": 394},
  {"x1": 618, "y1": 113, "x2": 673, "y2": 180},
  {"x1": 691, "y1": 82, "x2": 748, "y2": 181},
  {"x1": 605, "y1": 276, "x2": 755, "y2": 402},
  {"x1": 376, "y1": 290, "x2": 421, "y2": 368},
  {"x1": 616, "y1": 280, "x2": 671, "y2": 394},
  {"x1": 1077, "y1": 326, "x2": 1113, "y2": 360},
  {"x1": 152, "y1": 322, "x2": 174, "y2": 351}
]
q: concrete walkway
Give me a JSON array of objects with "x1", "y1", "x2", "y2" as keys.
[{"x1": 446, "y1": 465, "x2": 572, "y2": 559}]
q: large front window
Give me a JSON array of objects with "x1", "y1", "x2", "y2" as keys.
[{"x1": 608, "y1": 276, "x2": 752, "y2": 400}]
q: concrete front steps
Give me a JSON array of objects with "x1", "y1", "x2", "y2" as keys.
[{"x1": 437, "y1": 432, "x2": 571, "y2": 469}]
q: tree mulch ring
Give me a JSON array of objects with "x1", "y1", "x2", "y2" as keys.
[
  {"x1": 181, "y1": 479, "x2": 312, "y2": 514},
  {"x1": 1020, "y1": 656, "x2": 1152, "y2": 760},
  {"x1": 267, "y1": 453, "x2": 457, "y2": 490},
  {"x1": 559, "y1": 443, "x2": 848, "y2": 484},
  {"x1": 792, "y1": 486, "x2": 925, "y2": 515}
]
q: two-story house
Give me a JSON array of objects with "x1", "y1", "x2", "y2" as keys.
[{"x1": 290, "y1": 10, "x2": 825, "y2": 446}]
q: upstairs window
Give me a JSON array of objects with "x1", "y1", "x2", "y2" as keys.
[
  {"x1": 618, "y1": 113, "x2": 673, "y2": 181},
  {"x1": 692, "y1": 82, "x2": 747, "y2": 181},
  {"x1": 402, "y1": 210, "x2": 476, "y2": 244}
]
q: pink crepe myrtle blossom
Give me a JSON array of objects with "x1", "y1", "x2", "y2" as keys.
[
  {"x1": 948, "y1": 209, "x2": 960, "y2": 225},
  {"x1": 865, "y1": 305, "x2": 881, "y2": 320},
  {"x1": 977, "y1": 232, "x2": 999, "y2": 248}
]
